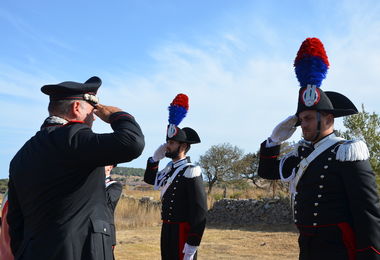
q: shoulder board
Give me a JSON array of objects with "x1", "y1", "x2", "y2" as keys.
[
  {"x1": 183, "y1": 165, "x2": 202, "y2": 178},
  {"x1": 336, "y1": 140, "x2": 370, "y2": 162}
]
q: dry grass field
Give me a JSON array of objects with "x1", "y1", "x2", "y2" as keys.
[
  {"x1": 113, "y1": 186, "x2": 299, "y2": 260},
  {"x1": 114, "y1": 225, "x2": 299, "y2": 260}
]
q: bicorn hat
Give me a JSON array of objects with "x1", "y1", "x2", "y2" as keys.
[
  {"x1": 294, "y1": 38, "x2": 358, "y2": 120},
  {"x1": 41, "y1": 76, "x2": 101, "y2": 106},
  {"x1": 166, "y1": 94, "x2": 201, "y2": 144}
]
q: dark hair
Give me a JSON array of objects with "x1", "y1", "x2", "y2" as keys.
[{"x1": 48, "y1": 100, "x2": 74, "y2": 116}]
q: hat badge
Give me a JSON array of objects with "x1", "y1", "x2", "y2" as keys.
[
  {"x1": 83, "y1": 93, "x2": 99, "y2": 105},
  {"x1": 301, "y1": 85, "x2": 321, "y2": 107},
  {"x1": 167, "y1": 124, "x2": 178, "y2": 138}
]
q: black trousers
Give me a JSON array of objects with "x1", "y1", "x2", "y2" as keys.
[
  {"x1": 297, "y1": 223, "x2": 355, "y2": 260},
  {"x1": 161, "y1": 221, "x2": 197, "y2": 260}
]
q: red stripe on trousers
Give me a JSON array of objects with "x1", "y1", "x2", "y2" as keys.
[
  {"x1": 178, "y1": 222, "x2": 190, "y2": 260},
  {"x1": 337, "y1": 222, "x2": 356, "y2": 260}
]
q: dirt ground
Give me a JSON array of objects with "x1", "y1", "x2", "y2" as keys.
[{"x1": 114, "y1": 224, "x2": 299, "y2": 260}]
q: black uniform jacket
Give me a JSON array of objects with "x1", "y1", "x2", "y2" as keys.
[
  {"x1": 144, "y1": 157, "x2": 207, "y2": 246},
  {"x1": 258, "y1": 134, "x2": 380, "y2": 259},
  {"x1": 7, "y1": 111, "x2": 144, "y2": 260},
  {"x1": 105, "y1": 178, "x2": 123, "y2": 246}
]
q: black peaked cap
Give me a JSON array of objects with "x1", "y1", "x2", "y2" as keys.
[{"x1": 41, "y1": 76, "x2": 101, "y2": 101}]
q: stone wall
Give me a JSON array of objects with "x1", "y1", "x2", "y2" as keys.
[
  {"x1": 207, "y1": 198, "x2": 293, "y2": 225},
  {"x1": 124, "y1": 195, "x2": 293, "y2": 225}
]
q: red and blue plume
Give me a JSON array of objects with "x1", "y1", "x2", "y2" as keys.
[
  {"x1": 294, "y1": 38, "x2": 329, "y2": 87},
  {"x1": 168, "y1": 93, "x2": 189, "y2": 126}
]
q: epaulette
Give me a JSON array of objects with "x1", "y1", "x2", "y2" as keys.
[
  {"x1": 183, "y1": 165, "x2": 202, "y2": 178},
  {"x1": 336, "y1": 140, "x2": 370, "y2": 162}
]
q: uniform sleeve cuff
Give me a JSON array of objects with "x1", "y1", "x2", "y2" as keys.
[{"x1": 260, "y1": 140, "x2": 281, "y2": 157}]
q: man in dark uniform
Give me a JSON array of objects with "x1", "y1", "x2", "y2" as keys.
[
  {"x1": 7, "y1": 76, "x2": 145, "y2": 260},
  {"x1": 144, "y1": 94, "x2": 207, "y2": 260},
  {"x1": 258, "y1": 38, "x2": 380, "y2": 260},
  {"x1": 104, "y1": 164, "x2": 123, "y2": 255}
]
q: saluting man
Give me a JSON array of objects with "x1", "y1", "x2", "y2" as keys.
[
  {"x1": 7, "y1": 76, "x2": 145, "y2": 260},
  {"x1": 144, "y1": 94, "x2": 207, "y2": 260},
  {"x1": 258, "y1": 38, "x2": 380, "y2": 259}
]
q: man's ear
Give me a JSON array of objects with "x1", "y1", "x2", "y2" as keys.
[
  {"x1": 179, "y1": 142, "x2": 187, "y2": 152},
  {"x1": 180, "y1": 143, "x2": 190, "y2": 154},
  {"x1": 71, "y1": 101, "x2": 82, "y2": 118},
  {"x1": 326, "y1": 113, "x2": 334, "y2": 126}
]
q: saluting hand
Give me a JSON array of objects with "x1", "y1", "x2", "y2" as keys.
[
  {"x1": 152, "y1": 143, "x2": 167, "y2": 162},
  {"x1": 269, "y1": 115, "x2": 298, "y2": 144},
  {"x1": 94, "y1": 104, "x2": 122, "y2": 123}
]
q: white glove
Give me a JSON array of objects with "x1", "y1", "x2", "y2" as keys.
[
  {"x1": 269, "y1": 115, "x2": 298, "y2": 144},
  {"x1": 183, "y1": 243, "x2": 197, "y2": 260},
  {"x1": 152, "y1": 143, "x2": 167, "y2": 162}
]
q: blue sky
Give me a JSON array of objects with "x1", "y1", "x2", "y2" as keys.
[{"x1": 1, "y1": 0, "x2": 380, "y2": 178}]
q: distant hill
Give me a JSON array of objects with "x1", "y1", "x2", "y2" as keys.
[{"x1": 111, "y1": 166, "x2": 145, "y2": 177}]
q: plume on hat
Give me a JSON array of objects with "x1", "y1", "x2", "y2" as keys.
[
  {"x1": 294, "y1": 38, "x2": 329, "y2": 87},
  {"x1": 168, "y1": 93, "x2": 189, "y2": 126}
]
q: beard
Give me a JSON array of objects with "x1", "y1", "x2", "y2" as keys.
[
  {"x1": 165, "y1": 146, "x2": 180, "y2": 159},
  {"x1": 302, "y1": 129, "x2": 320, "y2": 142}
]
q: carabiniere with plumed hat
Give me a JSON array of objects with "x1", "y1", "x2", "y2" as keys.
[
  {"x1": 257, "y1": 37, "x2": 380, "y2": 259},
  {"x1": 143, "y1": 93, "x2": 207, "y2": 260}
]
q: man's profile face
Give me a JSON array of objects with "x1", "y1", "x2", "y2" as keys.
[
  {"x1": 298, "y1": 110, "x2": 333, "y2": 141},
  {"x1": 298, "y1": 110, "x2": 319, "y2": 141},
  {"x1": 165, "y1": 140, "x2": 181, "y2": 159}
]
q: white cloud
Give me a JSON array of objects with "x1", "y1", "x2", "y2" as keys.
[
  {"x1": 96, "y1": 5, "x2": 380, "y2": 169},
  {"x1": 325, "y1": 1, "x2": 380, "y2": 113},
  {"x1": 2, "y1": 0, "x2": 380, "y2": 178},
  {"x1": 91, "y1": 38, "x2": 300, "y2": 169}
]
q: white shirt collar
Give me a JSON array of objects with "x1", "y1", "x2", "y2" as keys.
[
  {"x1": 314, "y1": 132, "x2": 337, "y2": 149},
  {"x1": 173, "y1": 157, "x2": 189, "y2": 168}
]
